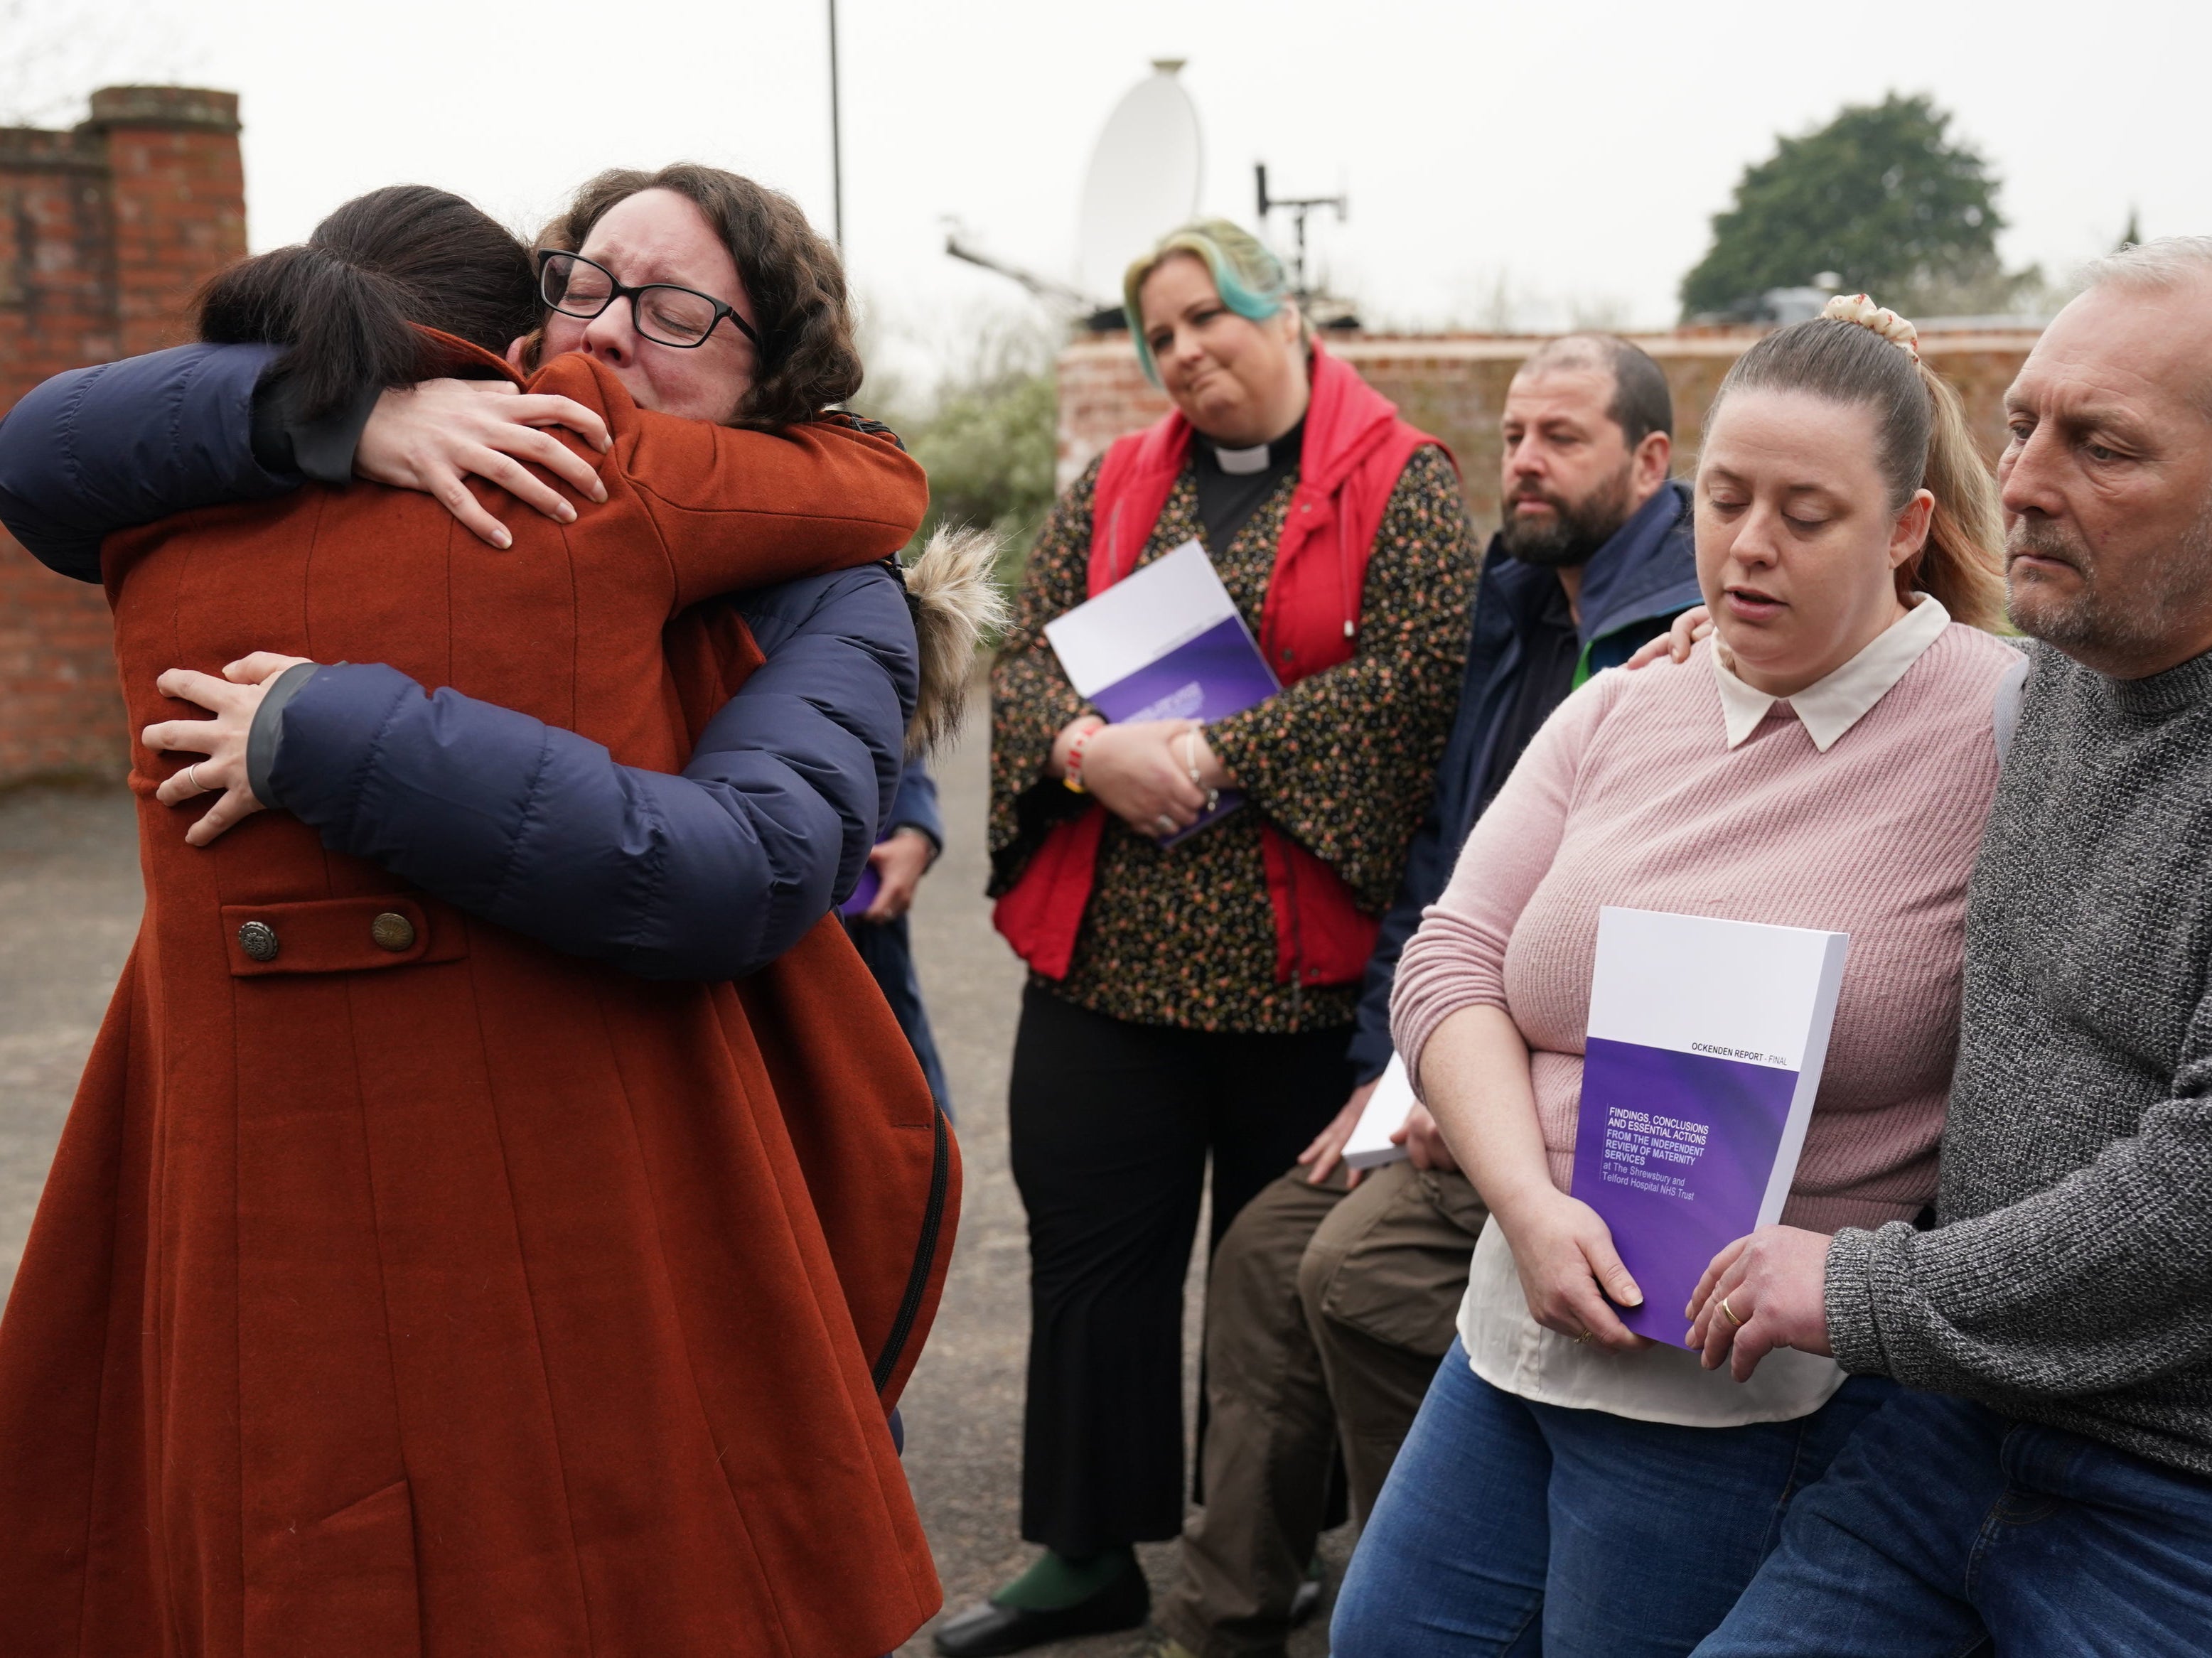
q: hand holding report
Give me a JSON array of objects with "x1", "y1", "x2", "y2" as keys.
[
  {"x1": 1043, "y1": 539, "x2": 1280, "y2": 844},
  {"x1": 1420, "y1": 1001, "x2": 1653, "y2": 1350},
  {"x1": 1343, "y1": 1054, "x2": 1417, "y2": 1170},
  {"x1": 837, "y1": 866, "x2": 881, "y2": 919},
  {"x1": 1065, "y1": 719, "x2": 1209, "y2": 836},
  {"x1": 1569, "y1": 907, "x2": 1849, "y2": 1349}
]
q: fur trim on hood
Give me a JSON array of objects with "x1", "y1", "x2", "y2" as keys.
[{"x1": 903, "y1": 524, "x2": 1007, "y2": 755}]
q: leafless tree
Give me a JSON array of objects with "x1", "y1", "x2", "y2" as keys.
[{"x1": 0, "y1": 0, "x2": 208, "y2": 129}]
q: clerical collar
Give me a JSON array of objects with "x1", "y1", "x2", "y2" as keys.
[{"x1": 1205, "y1": 419, "x2": 1304, "y2": 475}]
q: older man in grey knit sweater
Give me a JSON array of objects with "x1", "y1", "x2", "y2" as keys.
[{"x1": 1684, "y1": 240, "x2": 2212, "y2": 1656}]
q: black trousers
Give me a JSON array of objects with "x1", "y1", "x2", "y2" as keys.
[{"x1": 1008, "y1": 984, "x2": 1353, "y2": 1554}]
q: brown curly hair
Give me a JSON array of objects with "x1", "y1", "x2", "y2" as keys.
[{"x1": 530, "y1": 163, "x2": 861, "y2": 429}]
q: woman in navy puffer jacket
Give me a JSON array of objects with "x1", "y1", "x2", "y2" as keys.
[{"x1": 0, "y1": 176, "x2": 931, "y2": 979}]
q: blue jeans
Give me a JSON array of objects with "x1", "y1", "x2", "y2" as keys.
[
  {"x1": 1694, "y1": 1389, "x2": 2212, "y2": 1657},
  {"x1": 1331, "y1": 1340, "x2": 1894, "y2": 1657}
]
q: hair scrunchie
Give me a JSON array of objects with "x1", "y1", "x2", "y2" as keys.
[{"x1": 1822, "y1": 292, "x2": 1921, "y2": 362}]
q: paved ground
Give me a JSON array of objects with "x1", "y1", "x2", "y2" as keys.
[
  {"x1": 0, "y1": 718, "x2": 1349, "y2": 1656},
  {"x1": 0, "y1": 782, "x2": 141, "y2": 1292}
]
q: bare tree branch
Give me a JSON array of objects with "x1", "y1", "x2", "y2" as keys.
[{"x1": 0, "y1": 0, "x2": 210, "y2": 129}]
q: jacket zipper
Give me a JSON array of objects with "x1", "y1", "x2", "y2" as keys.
[{"x1": 872, "y1": 1102, "x2": 952, "y2": 1396}]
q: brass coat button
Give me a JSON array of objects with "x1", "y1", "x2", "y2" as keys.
[
  {"x1": 370, "y1": 911, "x2": 417, "y2": 952},
  {"x1": 237, "y1": 921, "x2": 279, "y2": 963}
]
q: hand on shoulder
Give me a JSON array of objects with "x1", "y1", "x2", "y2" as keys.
[{"x1": 1624, "y1": 605, "x2": 1713, "y2": 670}]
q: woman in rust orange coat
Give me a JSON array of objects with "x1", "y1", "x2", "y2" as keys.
[{"x1": 0, "y1": 172, "x2": 972, "y2": 1657}]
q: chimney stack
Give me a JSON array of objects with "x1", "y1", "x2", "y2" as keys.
[{"x1": 0, "y1": 87, "x2": 248, "y2": 783}]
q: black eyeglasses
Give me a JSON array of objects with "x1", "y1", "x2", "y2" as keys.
[{"x1": 537, "y1": 249, "x2": 766, "y2": 355}]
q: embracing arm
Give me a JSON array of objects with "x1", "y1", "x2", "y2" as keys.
[
  {"x1": 0, "y1": 343, "x2": 613, "y2": 571},
  {"x1": 1204, "y1": 446, "x2": 1477, "y2": 910},
  {"x1": 648, "y1": 416, "x2": 927, "y2": 607},
  {"x1": 580, "y1": 354, "x2": 926, "y2": 608},
  {"x1": 1824, "y1": 1047, "x2": 2212, "y2": 1399},
  {"x1": 264, "y1": 564, "x2": 916, "y2": 980},
  {"x1": 0, "y1": 343, "x2": 300, "y2": 581}
]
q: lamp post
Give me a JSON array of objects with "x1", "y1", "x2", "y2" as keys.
[{"x1": 827, "y1": 0, "x2": 844, "y2": 247}]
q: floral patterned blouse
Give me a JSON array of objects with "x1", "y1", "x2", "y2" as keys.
[{"x1": 989, "y1": 441, "x2": 1475, "y2": 1034}]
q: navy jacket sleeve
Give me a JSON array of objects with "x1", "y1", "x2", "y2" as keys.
[
  {"x1": 267, "y1": 564, "x2": 918, "y2": 982},
  {"x1": 1347, "y1": 788, "x2": 1459, "y2": 1084},
  {"x1": 0, "y1": 343, "x2": 297, "y2": 581},
  {"x1": 886, "y1": 760, "x2": 943, "y2": 852}
]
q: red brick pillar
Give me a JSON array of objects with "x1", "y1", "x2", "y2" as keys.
[
  {"x1": 0, "y1": 87, "x2": 245, "y2": 785},
  {"x1": 91, "y1": 87, "x2": 247, "y2": 357}
]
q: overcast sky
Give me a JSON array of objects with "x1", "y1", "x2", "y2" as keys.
[{"x1": 17, "y1": 0, "x2": 2211, "y2": 380}]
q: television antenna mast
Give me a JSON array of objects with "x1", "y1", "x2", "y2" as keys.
[{"x1": 1254, "y1": 164, "x2": 1346, "y2": 303}]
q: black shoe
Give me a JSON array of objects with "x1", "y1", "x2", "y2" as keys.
[
  {"x1": 932, "y1": 1567, "x2": 1151, "y2": 1657},
  {"x1": 1289, "y1": 1573, "x2": 1325, "y2": 1628}
]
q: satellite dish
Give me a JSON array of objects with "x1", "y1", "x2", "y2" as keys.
[{"x1": 1076, "y1": 60, "x2": 1203, "y2": 308}]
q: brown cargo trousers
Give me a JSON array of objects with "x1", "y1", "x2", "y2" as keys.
[{"x1": 1155, "y1": 1158, "x2": 1489, "y2": 1658}]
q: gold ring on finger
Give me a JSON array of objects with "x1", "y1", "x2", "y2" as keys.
[
  {"x1": 1719, "y1": 1295, "x2": 1746, "y2": 1328},
  {"x1": 1573, "y1": 1328, "x2": 1594, "y2": 1345}
]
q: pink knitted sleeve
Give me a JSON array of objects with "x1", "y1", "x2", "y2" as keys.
[{"x1": 1388, "y1": 669, "x2": 1627, "y2": 1096}]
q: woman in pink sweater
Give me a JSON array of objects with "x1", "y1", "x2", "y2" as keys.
[{"x1": 1331, "y1": 303, "x2": 2020, "y2": 1658}]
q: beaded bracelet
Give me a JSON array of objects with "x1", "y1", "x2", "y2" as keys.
[{"x1": 1062, "y1": 721, "x2": 1101, "y2": 793}]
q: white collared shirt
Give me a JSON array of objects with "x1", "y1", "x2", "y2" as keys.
[{"x1": 1711, "y1": 594, "x2": 1953, "y2": 751}]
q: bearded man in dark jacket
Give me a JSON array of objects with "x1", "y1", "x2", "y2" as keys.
[{"x1": 1154, "y1": 335, "x2": 1702, "y2": 1658}]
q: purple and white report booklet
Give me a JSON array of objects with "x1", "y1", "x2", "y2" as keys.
[
  {"x1": 1570, "y1": 907, "x2": 1850, "y2": 1347},
  {"x1": 1343, "y1": 1053, "x2": 1416, "y2": 1170},
  {"x1": 1043, "y1": 539, "x2": 1281, "y2": 844}
]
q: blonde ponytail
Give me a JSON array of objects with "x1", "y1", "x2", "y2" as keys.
[
  {"x1": 1911, "y1": 360, "x2": 2007, "y2": 631},
  {"x1": 1714, "y1": 299, "x2": 2007, "y2": 632}
]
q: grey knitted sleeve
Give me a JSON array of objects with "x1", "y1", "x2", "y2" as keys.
[{"x1": 1824, "y1": 1037, "x2": 2212, "y2": 1400}]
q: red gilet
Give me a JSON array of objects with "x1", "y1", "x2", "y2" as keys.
[{"x1": 994, "y1": 342, "x2": 1451, "y2": 993}]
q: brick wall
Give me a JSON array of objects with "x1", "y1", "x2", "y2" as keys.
[
  {"x1": 1057, "y1": 325, "x2": 2043, "y2": 533},
  {"x1": 0, "y1": 87, "x2": 246, "y2": 786}
]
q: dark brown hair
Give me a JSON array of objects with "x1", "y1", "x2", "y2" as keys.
[
  {"x1": 532, "y1": 163, "x2": 862, "y2": 429},
  {"x1": 195, "y1": 184, "x2": 537, "y2": 422},
  {"x1": 1522, "y1": 333, "x2": 1675, "y2": 448},
  {"x1": 1709, "y1": 316, "x2": 2006, "y2": 630}
]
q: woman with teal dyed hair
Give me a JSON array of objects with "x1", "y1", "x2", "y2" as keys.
[
  {"x1": 1122, "y1": 219, "x2": 1302, "y2": 386},
  {"x1": 945, "y1": 221, "x2": 1477, "y2": 1656}
]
